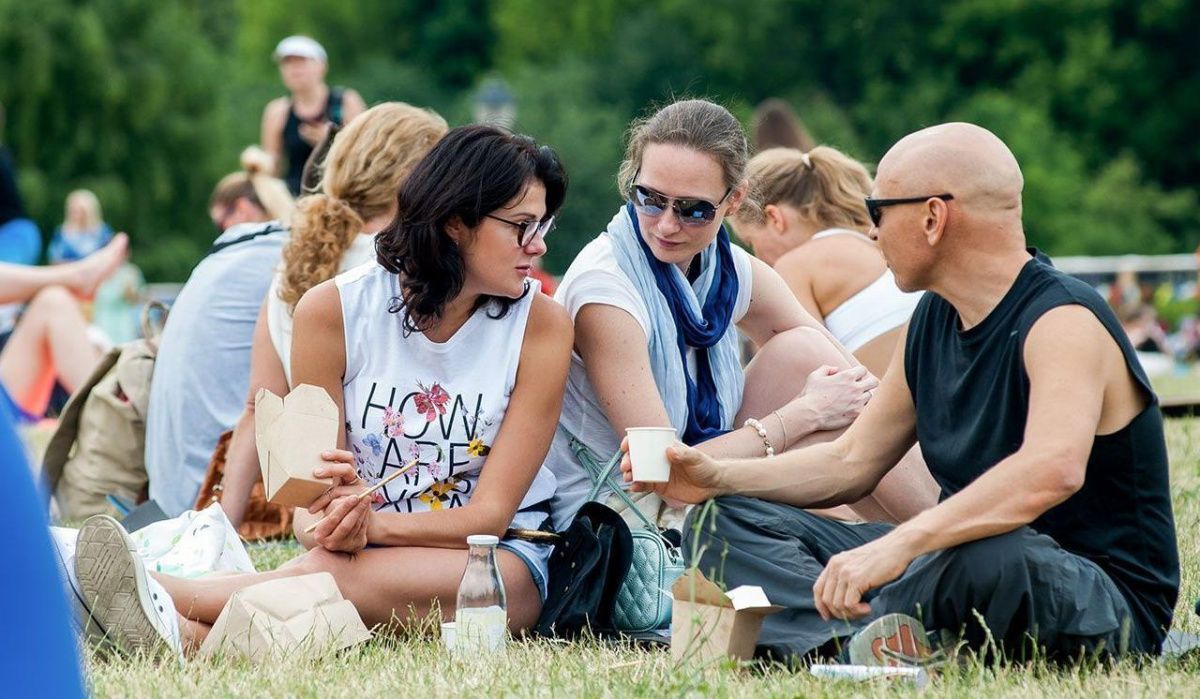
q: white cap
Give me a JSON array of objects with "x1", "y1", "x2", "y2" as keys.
[
  {"x1": 466, "y1": 534, "x2": 500, "y2": 546},
  {"x1": 273, "y1": 36, "x2": 327, "y2": 63}
]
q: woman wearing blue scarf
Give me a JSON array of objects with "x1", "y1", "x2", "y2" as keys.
[{"x1": 545, "y1": 100, "x2": 937, "y2": 531}]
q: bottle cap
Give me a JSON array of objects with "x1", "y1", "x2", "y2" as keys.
[{"x1": 466, "y1": 534, "x2": 500, "y2": 546}]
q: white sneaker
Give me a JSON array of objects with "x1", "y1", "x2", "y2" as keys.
[
  {"x1": 49, "y1": 526, "x2": 106, "y2": 647},
  {"x1": 847, "y1": 613, "x2": 933, "y2": 667},
  {"x1": 74, "y1": 515, "x2": 182, "y2": 659}
]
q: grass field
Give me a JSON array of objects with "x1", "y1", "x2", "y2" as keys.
[{"x1": 87, "y1": 418, "x2": 1200, "y2": 697}]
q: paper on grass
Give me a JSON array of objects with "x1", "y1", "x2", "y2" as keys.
[{"x1": 199, "y1": 572, "x2": 371, "y2": 662}]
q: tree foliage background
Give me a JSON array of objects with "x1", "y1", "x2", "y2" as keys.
[{"x1": 0, "y1": 0, "x2": 1196, "y2": 280}]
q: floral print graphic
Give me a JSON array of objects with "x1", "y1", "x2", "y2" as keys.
[
  {"x1": 467, "y1": 438, "x2": 490, "y2": 457},
  {"x1": 413, "y1": 381, "x2": 450, "y2": 422},
  {"x1": 417, "y1": 478, "x2": 463, "y2": 511},
  {"x1": 382, "y1": 407, "x2": 405, "y2": 438},
  {"x1": 348, "y1": 377, "x2": 505, "y2": 514}
]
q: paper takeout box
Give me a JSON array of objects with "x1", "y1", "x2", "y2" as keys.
[
  {"x1": 199, "y1": 572, "x2": 371, "y2": 662},
  {"x1": 255, "y1": 384, "x2": 337, "y2": 507},
  {"x1": 671, "y1": 569, "x2": 783, "y2": 664}
]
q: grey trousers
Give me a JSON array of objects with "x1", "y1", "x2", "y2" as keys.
[{"x1": 685, "y1": 496, "x2": 1141, "y2": 663}]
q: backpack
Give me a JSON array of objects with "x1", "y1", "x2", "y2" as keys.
[{"x1": 42, "y1": 303, "x2": 165, "y2": 520}]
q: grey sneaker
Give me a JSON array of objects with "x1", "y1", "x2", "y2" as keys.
[
  {"x1": 74, "y1": 515, "x2": 181, "y2": 658},
  {"x1": 847, "y1": 613, "x2": 933, "y2": 667}
]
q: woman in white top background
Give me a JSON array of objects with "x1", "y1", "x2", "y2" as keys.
[
  {"x1": 219, "y1": 102, "x2": 448, "y2": 527},
  {"x1": 732, "y1": 146, "x2": 922, "y2": 377},
  {"x1": 547, "y1": 100, "x2": 936, "y2": 531}
]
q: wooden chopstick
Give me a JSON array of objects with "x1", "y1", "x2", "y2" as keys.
[{"x1": 303, "y1": 457, "x2": 420, "y2": 534}]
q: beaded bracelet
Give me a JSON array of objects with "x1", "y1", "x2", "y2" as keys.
[{"x1": 743, "y1": 417, "x2": 776, "y2": 457}]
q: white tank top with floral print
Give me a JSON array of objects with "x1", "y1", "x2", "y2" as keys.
[{"x1": 335, "y1": 261, "x2": 554, "y2": 528}]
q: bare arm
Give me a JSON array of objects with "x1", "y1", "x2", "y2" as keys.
[
  {"x1": 366, "y1": 295, "x2": 574, "y2": 546},
  {"x1": 575, "y1": 303, "x2": 856, "y2": 462},
  {"x1": 871, "y1": 306, "x2": 1113, "y2": 555},
  {"x1": 772, "y1": 253, "x2": 825, "y2": 322},
  {"x1": 737, "y1": 255, "x2": 854, "y2": 362},
  {"x1": 340, "y1": 89, "x2": 367, "y2": 123},
  {"x1": 812, "y1": 305, "x2": 1131, "y2": 619},
  {"x1": 260, "y1": 99, "x2": 289, "y2": 177},
  {"x1": 218, "y1": 298, "x2": 290, "y2": 527},
  {"x1": 286, "y1": 281, "x2": 350, "y2": 548},
  {"x1": 705, "y1": 322, "x2": 917, "y2": 506}
]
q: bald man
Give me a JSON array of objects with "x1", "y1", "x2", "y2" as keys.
[{"x1": 632, "y1": 123, "x2": 1179, "y2": 663}]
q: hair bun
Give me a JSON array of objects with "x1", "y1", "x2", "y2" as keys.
[{"x1": 240, "y1": 146, "x2": 274, "y2": 177}]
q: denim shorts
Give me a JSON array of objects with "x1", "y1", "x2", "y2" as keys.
[{"x1": 498, "y1": 537, "x2": 552, "y2": 602}]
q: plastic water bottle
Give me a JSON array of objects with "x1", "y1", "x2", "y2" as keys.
[{"x1": 454, "y1": 534, "x2": 508, "y2": 656}]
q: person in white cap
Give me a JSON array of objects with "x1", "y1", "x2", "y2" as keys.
[{"x1": 261, "y1": 35, "x2": 365, "y2": 195}]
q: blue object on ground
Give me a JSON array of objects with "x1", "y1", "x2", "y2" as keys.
[{"x1": 0, "y1": 414, "x2": 86, "y2": 697}]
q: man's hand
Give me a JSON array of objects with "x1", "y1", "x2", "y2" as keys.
[
  {"x1": 813, "y1": 534, "x2": 916, "y2": 621},
  {"x1": 620, "y1": 439, "x2": 725, "y2": 504}
]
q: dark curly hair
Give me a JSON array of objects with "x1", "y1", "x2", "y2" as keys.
[{"x1": 375, "y1": 125, "x2": 568, "y2": 334}]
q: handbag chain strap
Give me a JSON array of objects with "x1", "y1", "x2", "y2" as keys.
[{"x1": 567, "y1": 432, "x2": 660, "y2": 533}]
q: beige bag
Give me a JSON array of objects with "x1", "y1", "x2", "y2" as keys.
[
  {"x1": 43, "y1": 303, "x2": 164, "y2": 520},
  {"x1": 199, "y1": 572, "x2": 372, "y2": 662}
]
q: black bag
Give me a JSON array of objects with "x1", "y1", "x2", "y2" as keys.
[{"x1": 533, "y1": 502, "x2": 633, "y2": 638}]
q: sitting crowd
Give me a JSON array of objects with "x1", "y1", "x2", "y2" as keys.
[{"x1": 13, "y1": 97, "x2": 1179, "y2": 669}]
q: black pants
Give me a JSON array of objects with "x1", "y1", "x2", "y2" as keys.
[{"x1": 685, "y1": 496, "x2": 1142, "y2": 663}]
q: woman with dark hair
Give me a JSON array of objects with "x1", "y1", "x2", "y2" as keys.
[{"x1": 72, "y1": 125, "x2": 573, "y2": 655}]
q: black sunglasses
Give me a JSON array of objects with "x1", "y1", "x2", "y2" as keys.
[
  {"x1": 864, "y1": 194, "x2": 954, "y2": 227},
  {"x1": 630, "y1": 183, "x2": 732, "y2": 227},
  {"x1": 485, "y1": 214, "x2": 556, "y2": 247}
]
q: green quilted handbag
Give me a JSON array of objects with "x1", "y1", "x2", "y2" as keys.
[{"x1": 571, "y1": 436, "x2": 685, "y2": 634}]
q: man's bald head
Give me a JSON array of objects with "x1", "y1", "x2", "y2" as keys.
[{"x1": 877, "y1": 123, "x2": 1023, "y2": 221}]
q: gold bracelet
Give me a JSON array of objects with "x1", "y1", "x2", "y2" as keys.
[
  {"x1": 743, "y1": 418, "x2": 776, "y2": 457},
  {"x1": 771, "y1": 409, "x2": 788, "y2": 450}
]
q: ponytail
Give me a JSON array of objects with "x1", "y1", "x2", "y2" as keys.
[{"x1": 276, "y1": 194, "x2": 363, "y2": 308}]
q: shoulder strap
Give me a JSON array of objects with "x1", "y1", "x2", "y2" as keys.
[
  {"x1": 41, "y1": 347, "x2": 122, "y2": 497},
  {"x1": 205, "y1": 223, "x2": 285, "y2": 257},
  {"x1": 811, "y1": 228, "x2": 875, "y2": 245},
  {"x1": 567, "y1": 432, "x2": 659, "y2": 532}
]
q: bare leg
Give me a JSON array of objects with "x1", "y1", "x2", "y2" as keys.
[
  {"x1": 0, "y1": 286, "x2": 101, "y2": 413},
  {"x1": 179, "y1": 617, "x2": 212, "y2": 655},
  {"x1": 0, "y1": 233, "x2": 128, "y2": 304},
  {"x1": 153, "y1": 546, "x2": 542, "y2": 632},
  {"x1": 738, "y1": 327, "x2": 936, "y2": 523}
]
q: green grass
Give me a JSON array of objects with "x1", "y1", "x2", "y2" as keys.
[{"x1": 88, "y1": 419, "x2": 1200, "y2": 697}]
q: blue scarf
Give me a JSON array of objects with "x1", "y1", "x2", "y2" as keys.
[{"x1": 608, "y1": 202, "x2": 743, "y2": 443}]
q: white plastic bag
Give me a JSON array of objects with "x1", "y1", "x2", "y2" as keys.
[{"x1": 129, "y1": 502, "x2": 256, "y2": 578}]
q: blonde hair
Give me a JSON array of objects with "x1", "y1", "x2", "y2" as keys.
[
  {"x1": 277, "y1": 102, "x2": 448, "y2": 309},
  {"x1": 210, "y1": 147, "x2": 295, "y2": 225},
  {"x1": 63, "y1": 189, "x2": 102, "y2": 231},
  {"x1": 735, "y1": 146, "x2": 873, "y2": 231},
  {"x1": 617, "y1": 99, "x2": 750, "y2": 198}
]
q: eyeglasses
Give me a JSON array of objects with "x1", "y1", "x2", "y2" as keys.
[
  {"x1": 864, "y1": 194, "x2": 954, "y2": 227},
  {"x1": 486, "y1": 214, "x2": 555, "y2": 247},
  {"x1": 630, "y1": 183, "x2": 732, "y2": 227}
]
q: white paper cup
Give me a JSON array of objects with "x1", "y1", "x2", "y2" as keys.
[
  {"x1": 441, "y1": 621, "x2": 456, "y2": 653},
  {"x1": 626, "y1": 427, "x2": 677, "y2": 483}
]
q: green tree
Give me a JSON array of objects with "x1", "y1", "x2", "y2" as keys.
[{"x1": 0, "y1": 0, "x2": 227, "y2": 280}]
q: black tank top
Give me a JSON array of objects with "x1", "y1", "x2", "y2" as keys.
[
  {"x1": 905, "y1": 250, "x2": 1179, "y2": 650},
  {"x1": 281, "y1": 87, "x2": 344, "y2": 195}
]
